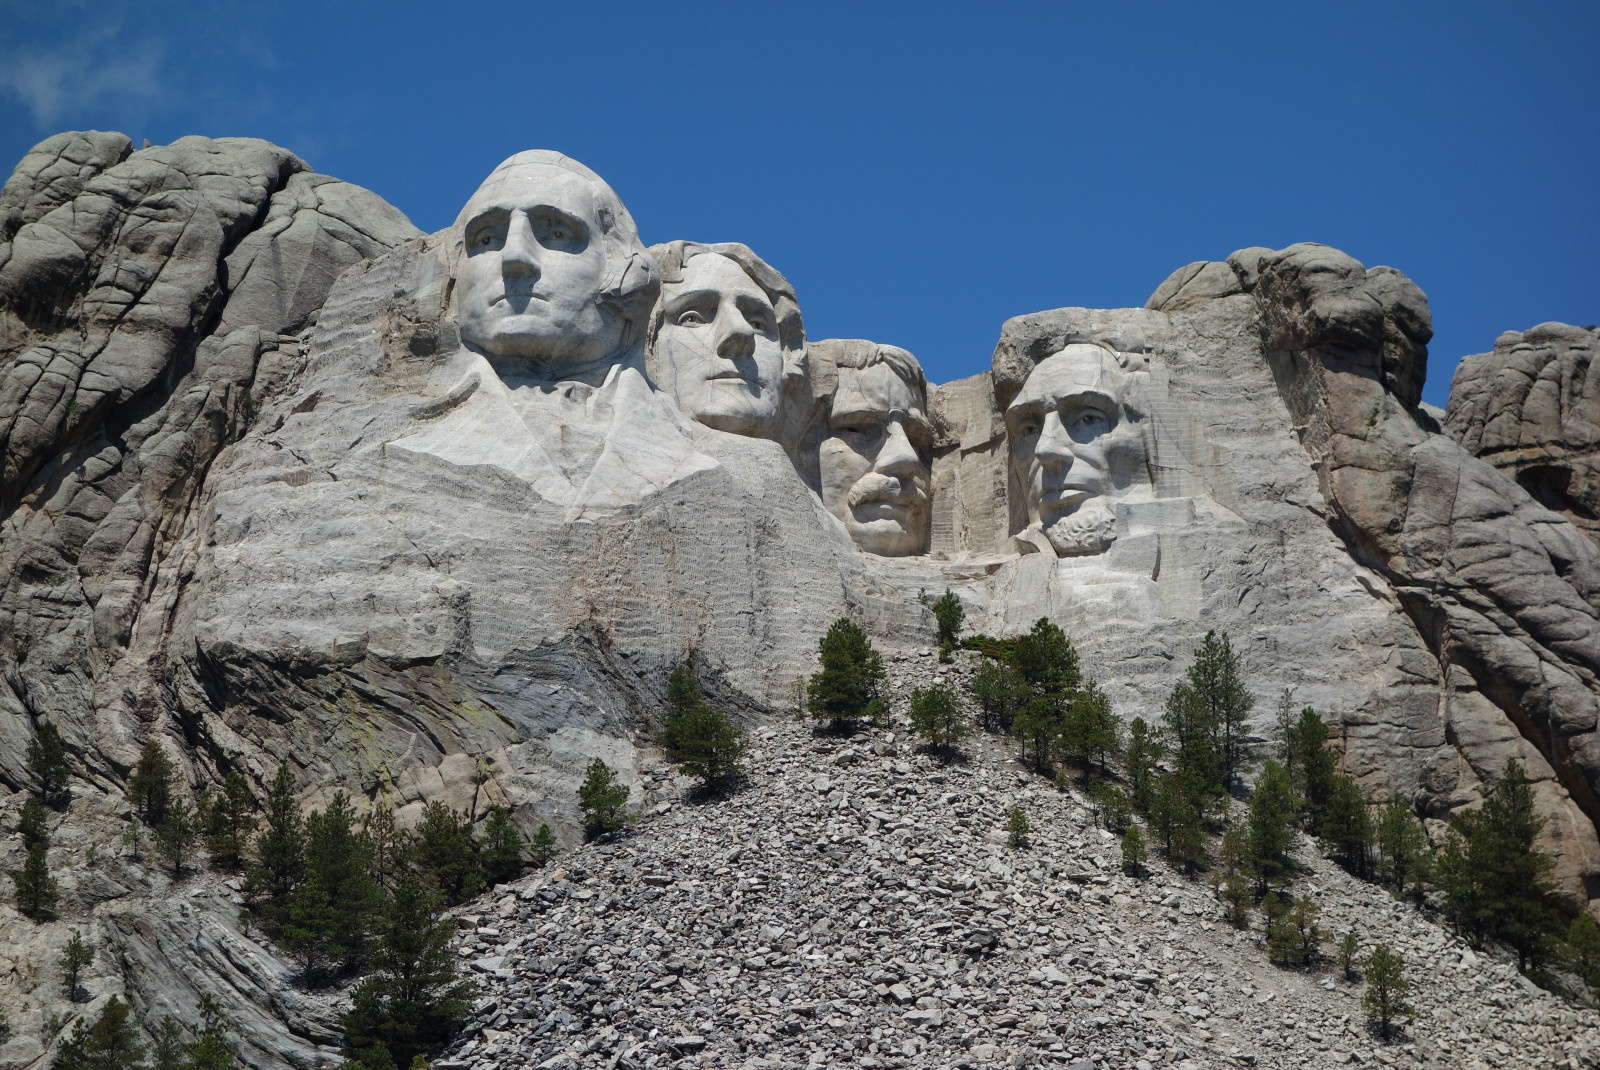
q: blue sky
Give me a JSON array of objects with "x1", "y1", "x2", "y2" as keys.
[{"x1": 1, "y1": 1, "x2": 1595, "y2": 407}]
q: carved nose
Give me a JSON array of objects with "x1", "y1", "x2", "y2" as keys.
[
  {"x1": 875, "y1": 418, "x2": 921, "y2": 477},
  {"x1": 501, "y1": 213, "x2": 541, "y2": 276},
  {"x1": 1035, "y1": 411, "x2": 1076, "y2": 467},
  {"x1": 715, "y1": 310, "x2": 755, "y2": 361}
]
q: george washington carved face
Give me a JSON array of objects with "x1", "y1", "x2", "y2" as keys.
[{"x1": 1006, "y1": 343, "x2": 1152, "y2": 555}]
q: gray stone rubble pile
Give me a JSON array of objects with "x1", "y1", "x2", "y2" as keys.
[{"x1": 431, "y1": 657, "x2": 1598, "y2": 1070}]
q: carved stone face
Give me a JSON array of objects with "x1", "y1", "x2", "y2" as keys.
[
  {"x1": 1006, "y1": 344, "x2": 1149, "y2": 555},
  {"x1": 457, "y1": 161, "x2": 621, "y2": 368},
  {"x1": 655, "y1": 253, "x2": 785, "y2": 437},
  {"x1": 820, "y1": 358, "x2": 931, "y2": 556}
]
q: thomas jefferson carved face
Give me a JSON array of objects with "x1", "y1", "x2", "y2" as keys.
[
  {"x1": 1006, "y1": 344, "x2": 1150, "y2": 555},
  {"x1": 820, "y1": 352, "x2": 932, "y2": 556},
  {"x1": 457, "y1": 157, "x2": 638, "y2": 371},
  {"x1": 655, "y1": 253, "x2": 785, "y2": 437}
]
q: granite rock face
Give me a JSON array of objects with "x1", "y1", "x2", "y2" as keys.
[
  {"x1": 1445, "y1": 321, "x2": 1600, "y2": 542},
  {"x1": 2, "y1": 135, "x2": 1599, "y2": 1068}
]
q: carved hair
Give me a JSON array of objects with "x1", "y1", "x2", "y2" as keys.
[
  {"x1": 831, "y1": 342, "x2": 928, "y2": 403},
  {"x1": 645, "y1": 241, "x2": 807, "y2": 383},
  {"x1": 451, "y1": 150, "x2": 660, "y2": 345}
]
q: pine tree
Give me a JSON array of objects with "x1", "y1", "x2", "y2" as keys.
[
  {"x1": 1284, "y1": 707, "x2": 1337, "y2": 829},
  {"x1": 1091, "y1": 783, "x2": 1132, "y2": 832},
  {"x1": 154, "y1": 797, "x2": 197, "y2": 878},
  {"x1": 907, "y1": 684, "x2": 971, "y2": 757},
  {"x1": 202, "y1": 772, "x2": 256, "y2": 871},
  {"x1": 412, "y1": 801, "x2": 481, "y2": 904},
  {"x1": 1362, "y1": 943, "x2": 1414, "y2": 1040},
  {"x1": 185, "y1": 995, "x2": 239, "y2": 1070},
  {"x1": 1247, "y1": 760, "x2": 1298, "y2": 893},
  {"x1": 1320, "y1": 774, "x2": 1374, "y2": 877},
  {"x1": 1149, "y1": 770, "x2": 1205, "y2": 871},
  {"x1": 59, "y1": 928, "x2": 94, "y2": 1002},
  {"x1": 12, "y1": 842, "x2": 57, "y2": 919},
  {"x1": 364, "y1": 802, "x2": 407, "y2": 895},
  {"x1": 20, "y1": 795, "x2": 48, "y2": 847},
  {"x1": 294, "y1": 791, "x2": 380, "y2": 970},
  {"x1": 1338, "y1": 931, "x2": 1361, "y2": 981},
  {"x1": 126, "y1": 741, "x2": 177, "y2": 827},
  {"x1": 52, "y1": 996, "x2": 148, "y2": 1070},
  {"x1": 806, "y1": 618, "x2": 888, "y2": 729},
  {"x1": 660, "y1": 665, "x2": 747, "y2": 787},
  {"x1": 26, "y1": 720, "x2": 72, "y2": 808},
  {"x1": 577, "y1": 758, "x2": 632, "y2": 841},
  {"x1": 931, "y1": 588, "x2": 964, "y2": 659},
  {"x1": 1123, "y1": 717, "x2": 1164, "y2": 813},
  {"x1": 1436, "y1": 815, "x2": 1481, "y2": 940},
  {"x1": 1221, "y1": 874, "x2": 1250, "y2": 928},
  {"x1": 1567, "y1": 914, "x2": 1600, "y2": 996},
  {"x1": 529, "y1": 823, "x2": 559, "y2": 866},
  {"x1": 341, "y1": 876, "x2": 471, "y2": 1069},
  {"x1": 1012, "y1": 618, "x2": 1080, "y2": 703},
  {"x1": 1375, "y1": 797, "x2": 1429, "y2": 898},
  {"x1": 1063, "y1": 679, "x2": 1121, "y2": 777},
  {"x1": 1189, "y1": 631, "x2": 1255, "y2": 788},
  {"x1": 245, "y1": 764, "x2": 305, "y2": 928},
  {"x1": 282, "y1": 874, "x2": 338, "y2": 978},
  {"x1": 479, "y1": 806, "x2": 526, "y2": 887},
  {"x1": 1121, "y1": 823, "x2": 1146, "y2": 877},
  {"x1": 1007, "y1": 807, "x2": 1031, "y2": 848},
  {"x1": 969, "y1": 659, "x2": 1028, "y2": 733},
  {"x1": 1475, "y1": 758, "x2": 1560, "y2": 973},
  {"x1": 1011, "y1": 696, "x2": 1065, "y2": 773}
]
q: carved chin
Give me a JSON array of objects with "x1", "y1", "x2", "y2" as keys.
[
  {"x1": 848, "y1": 512, "x2": 924, "y2": 556},
  {"x1": 1042, "y1": 501, "x2": 1117, "y2": 555}
]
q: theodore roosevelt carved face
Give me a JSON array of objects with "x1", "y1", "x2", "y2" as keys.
[
  {"x1": 1006, "y1": 343, "x2": 1152, "y2": 555},
  {"x1": 648, "y1": 244, "x2": 803, "y2": 439},
  {"x1": 819, "y1": 346, "x2": 932, "y2": 557},
  {"x1": 455, "y1": 151, "x2": 657, "y2": 376}
]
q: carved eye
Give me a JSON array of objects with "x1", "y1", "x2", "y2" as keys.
[
  {"x1": 745, "y1": 312, "x2": 769, "y2": 332},
  {"x1": 1017, "y1": 418, "x2": 1040, "y2": 437},
  {"x1": 677, "y1": 310, "x2": 709, "y2": 327},
  {"x1": 473, "y1": 231, "x2": 494, "y2": 248},
  {"x1": 1073, "y1": 409, "x2": 1111, "y2": 432}
]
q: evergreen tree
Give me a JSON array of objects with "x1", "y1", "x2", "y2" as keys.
[
  {"x1": 576, "y1": 759, "x2": 631, "y2": 841},
  {"x1": 1092, "y1": 783, "x2": 1133, "y2": 832},
  {"x1": 1123, "y1": 717, "x2": 1164, "y2": 813},
  {"x1": 907, "y1": 685, "x2": 971, "y2": 756},
  {"x1": 59, "y1": 929, "x2": 94, "y2": 1002},
  {"x1": 201, "y1": 773, "x2": 255, "y2": 872},
  {"x1": 1189, "y1": 631, "x2": 1255, "y2": 787},
  {"x1": 1006, "y1": 807, "x2": 1031, "y2": 849},
  {"x1": 1375, "y1": 797, "x2": 1430, "y2": 899},
  {"x1": 1284, "y1": 707, "x2": 1338, "y2": 829},
  {"x1": 1320, "y1": 774, "x2": 1374, "y2": 877},
  {"x1": 20, "y1": 795, "x2": 48, "y2": 847},
  {"x1": 364, "y1": 802, "x2": 407, "y2": 895},
  {"x1": 282, "y1": 874, "x2": 338, "y2": 978},
  {"x1": 411, "y1": 802, "x2": 481, "y2": 904},
  {"x1": 1221, "y1": 874, "x2": 1250, "y2": 928},
  {"x1": 153, "y1": 797, "x2": 197, "y2": 878},
  {"x1": 122, "y1": 817, "x2": 145, "y2": 864},
  {"x1": 660, "y1": 665, "x2": 747, "y2": 787},
  {"x1": 931, "y1": 588, "x2": 964, "y2": 659},
  {"x1": 478, "y1": 806, "x2": 526, "y2": 887},
  {"x1": 969, "y1": 659, "x2": 1028, "y2": 733},
  {"x1": 1010, "y1": 696, "x2": 1064, "y2": 772},
  {"x1": 805, "y1": 618, "x2": 887, "y2": 729},
  {"x1": 1567, "y1": 914, "x2": 1600, "y2": 996},
  {"x1": 52, "y1": 996, "x2": 147, "y2": 1070},
  {"x1": 152, "y1": 1018, "x2": 186, "y2": 1070},
  {"x1": 13, "y1": 842, "x2": 57, "y2": 919},
  {"x1": 1121, "y1": 823, "x2": 1146, "y2": 877},
  {"x1": 1265, "y1": 893, "x2": 1322, "y2": 967},
  {"x1": 1338, "y1": 931, "x2": 1361, "y2": 981},
  {"x1": 340, "y1": 876, "x2": 471, "y2": 1069},
  {"x1": 26, "y1": 721, "x2": 72, "y2": 808},
  {"x1": 290, "y1": 791, "x2": 380, "y2": 971},
  {"x1": 1162, "y1": 680, "x2": 1222, "y2": 805},
  {"x1": 1063, "y1": 679, "x2": 1121, "y2": 777},
  {"x1": 1475, "y1": 758, "x2": 1561, "y2": 973},
  {"x1": 1012, "y1": 617, "x2": 1080, "y2": 703},
  {"x1": 529, "y1": 823, "x2": 559, "y2": 867},
  {"x1": 1436, "y1": 815, "x2": 1481, "y2": 940},
  {"x1": 1362, "y1": 943, "x2": 1414, "y2": 1041},
  {"x1": 1247, "y1": 760, "x2": 1298, "y2": 892},
  {"x1": 126, "y1": 741, "x2": 176, "y2": 827},
  {"x1": 182, "y1": 996, "x2": 238, "y2": 1070},
  {"x1": 245, "y1": 764, "x2": 305, "y2": 928}
]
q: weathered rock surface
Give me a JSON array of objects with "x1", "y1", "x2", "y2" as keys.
[
  {"x1": 1444, "y1": 322, "x2": 1600, "y2": 543},
  {"x1": 3, "y1": 132, "x2": 1599, "y2": 1070}
]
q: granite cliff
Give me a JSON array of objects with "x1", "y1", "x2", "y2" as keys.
[{"x1": 0, "y1": 133, "x2": 1596, "y2": 1068}]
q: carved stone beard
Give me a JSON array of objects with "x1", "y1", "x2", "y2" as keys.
[{"x1": 1043, "y1": 499, "x2": 1118, "y2": 555}]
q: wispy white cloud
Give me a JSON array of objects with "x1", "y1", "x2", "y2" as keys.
[{"x1": 0, "y1": 23, "x2": 163, "y2": 127}]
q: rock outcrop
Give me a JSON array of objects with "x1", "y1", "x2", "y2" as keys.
[{"x1": 2, "y1": 134, "x2": 1598, "y2": 1068}]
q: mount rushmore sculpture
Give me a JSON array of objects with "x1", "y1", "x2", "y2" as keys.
[{"x1": 2, "y1": 130, "x2": 1599, "y2": 1010}]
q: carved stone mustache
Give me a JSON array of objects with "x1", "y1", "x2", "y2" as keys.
[{"x1": 848, "y1": 472, "x2": 928, "y2": 509}]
